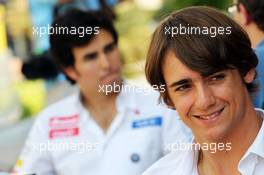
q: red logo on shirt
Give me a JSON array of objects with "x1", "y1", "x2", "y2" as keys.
[
  {"x1": 49, "y1": 127, "x2": 79, "y2": 139},
  {"x1": 49, "y1": 114, "x2": 79, "y2": 139}
]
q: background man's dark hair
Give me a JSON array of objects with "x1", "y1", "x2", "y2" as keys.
[
  {"x1": 50, "y1": 9, "x2": 118, "y2": 84},
  {"x1": 145, "y1": 6, "x2": 258, "y2": 106},
  {"x1": 238, "y1": 0, "x2": 264, "y2": 31}
]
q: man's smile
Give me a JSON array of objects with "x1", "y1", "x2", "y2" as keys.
[{"x1": 192, "y1": 106, "x2": 225, "y2": 120}]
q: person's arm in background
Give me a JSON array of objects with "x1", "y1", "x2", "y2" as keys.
[{"x1": 253, "y1": 48, "x2": 264, "y2": 109}]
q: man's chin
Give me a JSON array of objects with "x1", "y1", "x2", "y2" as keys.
[
  {"x1": 101, "y1": 73, "x2": 121, "y2": 84},
  {"x1": 102, "y1": 77, "x2": 122, "y2": 86},
  {"x1": 97, "y1": 77, "x2": 123, "y2": 95}
]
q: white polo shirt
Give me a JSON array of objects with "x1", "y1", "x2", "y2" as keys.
[
  {"x1": 13, "y1": 83, "x2": 191, "y2": 175},
  {"x1": 143, "y1": 109, "x2": 264, "y2": 175}
]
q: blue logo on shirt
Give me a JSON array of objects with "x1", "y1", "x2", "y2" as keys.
[{"x1": 132, "y1": 116, "x2": 162, "y2": 129}]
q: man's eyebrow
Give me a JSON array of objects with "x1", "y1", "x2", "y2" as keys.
[
  {"x1": 169, "y1": 79, "x2": 190, "y2": 88},
  {"x1": 104, "y1": 41, "x2": 115, "y2": 48},
  {"x1": 83, "y1": 51, "x2": 97, "y2": 59}
]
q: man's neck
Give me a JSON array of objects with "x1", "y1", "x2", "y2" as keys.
[
  {"x1": 197, "y1": 107, "x2": 262, "y2": 175},
  {"x1": 81, "y1": 90, "x2": 120, "y2": 133},
  {"x1": 83, "y1": 91, "x2": 119, "y2": 111}
]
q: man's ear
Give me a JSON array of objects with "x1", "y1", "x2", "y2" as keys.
[
  {"x1": 244, "y1": 68, "x2": 256, "y2": 83},
  {"x1": 238, "y1": 3, "x2": 251, "y2": 25},
  {"x1": 63, "y1": 66, "x2": 78, "y2": 82}
]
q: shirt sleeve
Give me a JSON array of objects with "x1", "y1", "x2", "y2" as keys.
[
  {"x1": 253, "y1": 47, "x2": 264, "y2": 109},
  {"x1": 13, "y1": 113, "x2": 55, "y2": 175},
  {"x1": 161, "y1": 108, "x2": 193, "y2": 155}
]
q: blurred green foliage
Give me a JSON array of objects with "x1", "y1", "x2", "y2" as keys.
[
  {"x1": 115, "y1": 1, "x2": 155, "y2": 78},
  {"x1": 156, "y1": 0, "x2": 232, "y2": 19},
  {"x1": 13, "y1": 80, "x2": 45, "y2": 119},
  {"x1": 114, "y1": 0, "x2": 233, "y2": 78}
]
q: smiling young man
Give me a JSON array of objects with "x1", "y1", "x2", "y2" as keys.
[
  {"x1": 143, "y1": 6, "x2": 264, "y2": 175},
  {"x1": 13, "y1": 9, "x2": 191, "y2": 175}
]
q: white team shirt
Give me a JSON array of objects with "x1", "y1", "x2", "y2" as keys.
[
  {"x1": 143, "y1": 109, "x2": 264, "y2": 175},
  {"x1": 14, "y1": 83, "x2": 191, "y2": 175}
]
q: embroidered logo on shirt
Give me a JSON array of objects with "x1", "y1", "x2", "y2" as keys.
[
  {"x1": 49, "y1": 114, "x2": 79, "y2": 128},
  {"x1": 49, "y1": 114, "x2": 79, "y2": 139},
  {"x1": 49, "y1": 127, "x2": 79, "y2": 139},
  {"x1": 132, "y1": 116, "x2": 162, "y2": 129}
]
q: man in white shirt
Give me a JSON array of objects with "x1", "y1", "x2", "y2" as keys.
[
  {"x1": 13, "y1": 9, "x2": 191, "y2": 175},
  {"x1": 143, "y1": 6, "x2": 264, "y2": 175}
]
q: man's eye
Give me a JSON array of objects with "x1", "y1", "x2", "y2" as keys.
[
  {"x1": 175, "y1": 84, "x2": 190, "y2": 92},
  {"x1": 104, "y1": 43, "x2": 115, "y2": 54},
  {"x1": 210, "y1": 74, "x2": 226, "y2": 82},
  {"x1": 84, "y1": 53, "x2": 97, "y2": 61}
]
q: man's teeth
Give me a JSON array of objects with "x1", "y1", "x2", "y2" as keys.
[
  {"x1": 198, "y1": 111, "x2": 220, "y2": 119},
  {"x1": 195, "y1": 108, "x2": 224, "y2": 120}
]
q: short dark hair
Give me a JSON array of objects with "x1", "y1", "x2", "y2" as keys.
[
  {"x1": 145, "y1": 6, "x2": 258, "y2": 106},
  {"x1": 50, "y1": 9, "x2": 118, "y2": 84},
  {"x1": 238, "y1": 0, "x2": 264, "y2": 31}
]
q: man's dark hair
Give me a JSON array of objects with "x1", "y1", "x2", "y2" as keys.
[
  {"x1": 145, "y1": 6, "x2": 258, "y2": 106},
  {"x1": 238, "y1": 0, "x2": 264, "y2": 31},
  {"x1": 50, "y1": 9, "x2": 118, "y2": 84}
]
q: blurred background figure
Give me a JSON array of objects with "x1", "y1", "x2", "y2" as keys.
[
  {"x1": 29, "y1": 0, "x2": 117, "y2": 55},
  {"x1": 22, "y1": 0, "x2": 118, "y2": 82},
  {"x1": 228, "y1": 0, "x2": 264, "y2": 109}
]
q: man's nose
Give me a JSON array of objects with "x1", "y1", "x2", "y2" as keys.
[
  {"x1": 99, "y1": 53, "x2": 110, "y2": 69},
  {"x1": 194, "y1": 85, "x2": 216, "y2": 110}
]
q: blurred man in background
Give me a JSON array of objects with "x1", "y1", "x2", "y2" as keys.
[
  {"x1": 13, "y1": 9, "x2": 190, "y2": 175},
  {"x1": 29, "y1": 0, "x2": 117, "y2": 54},
  {"x1": 22, "y1": 0, "x2": 118, "y2": 81}
]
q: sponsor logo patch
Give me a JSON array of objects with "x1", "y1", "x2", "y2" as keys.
[
  {"x1": 132, "y1": 116, "x2": 162, "y2": 129},
  {"x1": 49, "y1": 114, "x2": 79, "y2": 139},
  {"x1": 49, "y1": 127, "x2": 79, "y2": 139}
]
